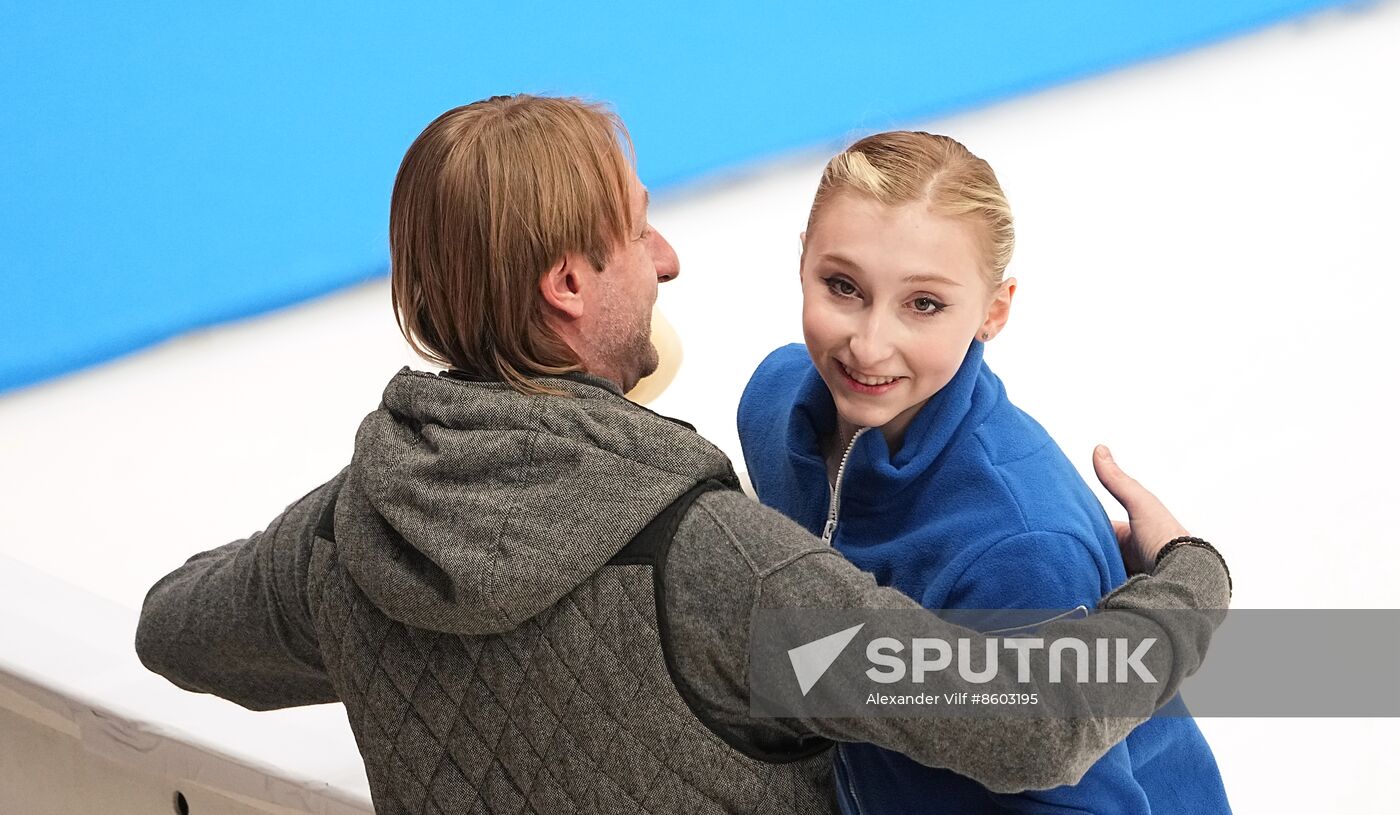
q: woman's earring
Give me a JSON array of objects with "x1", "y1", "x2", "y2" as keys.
[{"x1": 981, "y1": 332, "x2": 990, "y2": 341}]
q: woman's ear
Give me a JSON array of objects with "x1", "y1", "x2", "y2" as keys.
[
  {"x1": 978, "y1": 277, "x2": 1017, "y2": 342},
  {"x1": 539, "y1": 253, "x2": 588, "y2": 320}
]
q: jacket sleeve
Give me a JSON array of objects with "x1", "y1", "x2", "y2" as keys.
[
  {"x1": 663, "y1": 490, "x2": 1230, "y2": 794},
  {"x1": 946, "y1": 532, "x2": 1152, "y2": 813},
  {"x1": 134, "y1": 473, "x2": 345, "y2": 711}
]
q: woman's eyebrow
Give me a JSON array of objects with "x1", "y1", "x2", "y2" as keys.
[
  {"x1": 815, "y1": 252, "x2": 862, "y2": 272},
  {"x1": 902, "y1": 273, "x2": 963, "y2": 287},
  {"x1": 817, "y1": 254, "x2": 962, "y2": 288}
]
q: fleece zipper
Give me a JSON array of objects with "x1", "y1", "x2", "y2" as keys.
[{"x1": 822, "y1": 426, "x2": 870, "y2": 544}]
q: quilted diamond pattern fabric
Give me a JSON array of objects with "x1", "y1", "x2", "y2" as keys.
[{"x1": 311, "y1": 542, "x2": 833, "y2": 814}]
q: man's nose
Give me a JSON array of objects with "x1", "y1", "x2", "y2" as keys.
[{"x1": 650, "y1": 227, "x2": 680, "y2": 283}]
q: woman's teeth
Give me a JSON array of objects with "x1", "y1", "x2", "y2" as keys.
[{"x1": 841, "y1": 363, "x2": 899, "y2": 386}]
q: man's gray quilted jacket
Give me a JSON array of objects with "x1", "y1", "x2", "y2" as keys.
[{"x1": 136, "y1": 368, "x2": 1232, "y2": 814}]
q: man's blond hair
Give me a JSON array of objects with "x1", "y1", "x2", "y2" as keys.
[{"x1": 390, "y1": 95, "x2": 635, "y2": 394}]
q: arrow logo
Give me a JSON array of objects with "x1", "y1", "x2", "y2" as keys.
[{"x1": 787, "y1": 623, "x2": 864, "y2": 696}]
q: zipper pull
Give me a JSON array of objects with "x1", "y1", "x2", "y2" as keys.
[{"x1": 821, "y1": 518, "x2": 837, "y2": 544}]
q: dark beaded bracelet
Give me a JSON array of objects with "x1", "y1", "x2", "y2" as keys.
[{"x1": 1155, "y1": 536, "x2": 1232, "y2": 593}]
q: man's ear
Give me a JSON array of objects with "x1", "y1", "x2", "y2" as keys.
[
  {"x1": 978, "y1": 277, "x2": 1017, "y2": 341},
  {"x1": 539, "y1": 253, "x2": 589, "y2": 320}
]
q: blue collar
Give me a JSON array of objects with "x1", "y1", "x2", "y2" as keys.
[{"x1": 783, "y1": 339, "x2": 998, "y2": 508}]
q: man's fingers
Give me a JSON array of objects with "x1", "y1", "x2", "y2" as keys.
[
  {"x1": 1093, "y1": 444, "x2": 1153, "y2": 513},
  {"x1": 1093, "y1": 445, "x2": 1189, "y2": 573}
]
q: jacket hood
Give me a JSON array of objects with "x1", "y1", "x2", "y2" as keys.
[{"x1": 333, "y1": 367, "x2": 738, "y2": 636}]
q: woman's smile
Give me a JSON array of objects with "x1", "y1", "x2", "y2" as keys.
[{"x1": 835, "y1": 359, "x2": 906, "y2": 394}]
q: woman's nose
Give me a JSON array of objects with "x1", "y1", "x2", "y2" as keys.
[{"x1": 848, "y1": 315, "x2": 894, "y2": 367}]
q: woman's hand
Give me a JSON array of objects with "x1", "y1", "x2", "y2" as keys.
[{"x1": 1092, "y1": 445, "x2": 1190, "y2": 575}]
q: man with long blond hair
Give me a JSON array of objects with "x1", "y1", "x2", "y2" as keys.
[{"x1": 137, "y1": 94, "x2": 1233, "y2": 814}]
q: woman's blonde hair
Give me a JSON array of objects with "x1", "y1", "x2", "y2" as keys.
[
  {"x1": 807, "y1": 131, "x2": 1014, "y2": 286},
  {"x1": 389, "y1": 95, "x2": 635, "y2": 394}
]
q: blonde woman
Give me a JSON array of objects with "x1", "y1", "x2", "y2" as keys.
[{"x1": 738, "y1": 132, "x2": 1230, "y2": 814}]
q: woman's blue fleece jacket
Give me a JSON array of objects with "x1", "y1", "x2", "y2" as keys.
[{"x1": 737, "y1": 341, "x2": 1230, "y2": 815}]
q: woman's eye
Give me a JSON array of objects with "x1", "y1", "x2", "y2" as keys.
[
  {"x1": 825, "y1": 277, "x2": 858, "y2": 297},
  {"x1": 911, "y1": 296, "x2": 944, "y2": 314}
]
